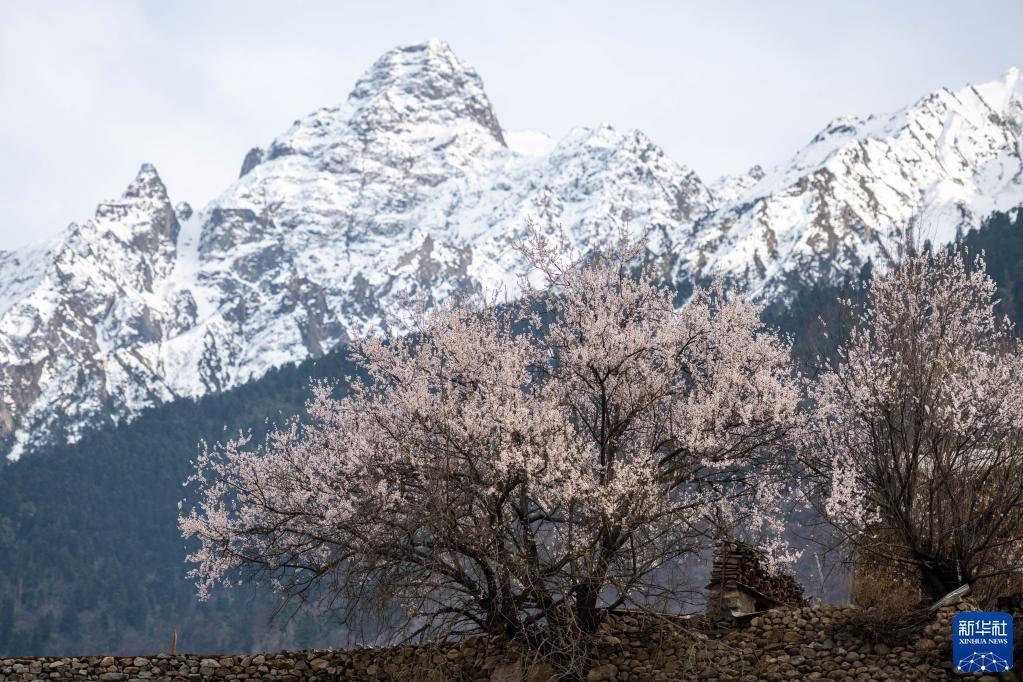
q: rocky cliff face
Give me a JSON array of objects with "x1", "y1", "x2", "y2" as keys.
[
  {"x1": 1, "y1": 40, "x2": 1022, "y2": 460},
  {"x1": 0, "y1": 165, "x2": 190, "y2": 459}
]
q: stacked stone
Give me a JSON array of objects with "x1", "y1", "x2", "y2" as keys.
[
  {"x1": 0, "y1": 642, "x2": 540, "y2": 682},
  {"x1": 709, "y1": 541, "x2": 807, "y2": 608},
  {"x1": 0, "y1": 603, "x2": 999, "y2": 682},
  {"x1": 724, "y1": 605, "x2": 963, "y2": 681},
  {"x1": 0, "y1": 653, "x2": 341, "y2": 682}
]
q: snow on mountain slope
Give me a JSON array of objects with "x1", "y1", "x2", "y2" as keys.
[
  {"x1": 0, "y1": 40, "x2": 711, "y2": 460},
  {"x1": 0, "y1": 165, "x2": 191, "y2": 459},
  {"x1": 1, "y1": 40, "x2": 1022, "y2": 461},
  {"x1": 683, "y1": 67, "x2": 1023, "y2": 297},
  {"x1": 188, "y1": 40, "x2": 711, "y2": 398}
]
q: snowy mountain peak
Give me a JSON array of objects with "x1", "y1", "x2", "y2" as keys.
[
  {"x1": 123, "y1": 163, "x2": 168, "y2": 201},
  {"x1": 1002, "y1": 65, "x2": 1020, "y2": 89},
  {"x1": 346, "y1": 39, "x2": 505, "y2": 144},
  {"x1": 0, "y1": 163, "x2": 194, "y2": 460},
  {"x1": 92, "y1": 163, "x2": 180, "y2": 251},
  {"x1": 685, "y1": 69, "x2": 1023, "y2": 298},
  {"x1": 976, "y1": 66, "x2": 1022, "y2": 112},
  {"x1": 247, "y1": 40, "x2": 507, "y2": 177}
]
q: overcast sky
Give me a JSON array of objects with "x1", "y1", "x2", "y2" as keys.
[{"x1": 1, "y1": 1, "x2": 1021, "y2": 250}]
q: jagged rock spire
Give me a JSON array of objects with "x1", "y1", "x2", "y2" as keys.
[{"x1": 346, "y1": 39, "x2": 506, "y2": 145}]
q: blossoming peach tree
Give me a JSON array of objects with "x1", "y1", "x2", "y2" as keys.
[
  {"x1": 179, "y1": 234, "x2": 801, "y2": 651},
  {"x1": 801, "y1": 250, "x2": 1023, "y2": 601}
]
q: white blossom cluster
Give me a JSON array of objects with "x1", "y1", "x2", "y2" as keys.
[{"x1": 802, "y1": 250, "x2": 1023, "y2": 597}]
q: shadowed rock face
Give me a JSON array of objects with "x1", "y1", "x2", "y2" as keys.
[
  {"x1": 239, "y1": 148, "x2": 264, "y2": 177},
  {"x1": 1, "y1": 42, "x2": 1022, "y2": 460}
]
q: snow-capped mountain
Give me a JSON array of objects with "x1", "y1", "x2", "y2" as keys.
[
  {"x1": 0, "y1": 165, "x2": 193, "y2": 460},
  {"x1": 686, "y1": 66, "x2": 1023, "y2": 296},
  {"x1": 1, "y1": 40, "x2": 1022, "y2": 460},
  {"x1": 0, "y1": 40, "x2": 711, "y2": 460}
]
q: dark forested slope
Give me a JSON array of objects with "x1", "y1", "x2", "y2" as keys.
[
  {"x1": 960, "y1": 208, "x2": 1023, "y2": 324},
  {"x1": 0, "y1": 350, "x2": 361, "y2": 656}
]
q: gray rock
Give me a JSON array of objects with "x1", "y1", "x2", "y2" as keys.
[{"x1": 587, "y1": 663, "x2": 618, "y2": 681}]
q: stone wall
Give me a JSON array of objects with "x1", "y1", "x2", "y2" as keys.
[{"x1": 0, "y1": 604, "x2": 1003, "y2": 681}]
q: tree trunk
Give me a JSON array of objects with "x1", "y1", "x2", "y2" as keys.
[
  {"x1": 574, "y1": 581, "x2": 601, "y2": 636},
  {"x1": 482, "y1": 595, "x2": 521, "y2": 640},
  {"x1": 917, "y1": 556, "x2": 964, "y2": 602}
]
